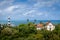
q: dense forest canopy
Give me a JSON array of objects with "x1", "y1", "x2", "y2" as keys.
[{"x1": 0, "y1": 22, "x2": 60, "y2": 40}]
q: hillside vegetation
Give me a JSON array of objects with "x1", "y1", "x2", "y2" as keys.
[{"x1": 0, "y1": 22, "x2": 60, "y2": 40}]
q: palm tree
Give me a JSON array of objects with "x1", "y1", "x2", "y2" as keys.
[
  {"x1": 27, "y1": 19, "x2": 29, "y2": 23},
  {"x1": 33, "y1": 19, "x2": 37, "y2": 24}
]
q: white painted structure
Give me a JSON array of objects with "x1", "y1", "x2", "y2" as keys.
[
  {"x1": 8, "y1": 16, "x2": 11, "y2": 26},
  {"x1": 45, "y1": 23, "x2": 55, "y2": 31},
  {"x1": 36, "y1": 24, "x2": 44, "y2": 30},
  {"x1": 37, "y1": 27, "x2": 42, "y2": 30}
]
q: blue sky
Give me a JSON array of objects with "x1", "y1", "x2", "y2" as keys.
[{"x1": 0, "y1": 0, "x2": 60, "y2": 20}]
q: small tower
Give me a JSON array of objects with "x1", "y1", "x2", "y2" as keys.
[{"x1": 8, "y1": 16, "x2": 11, "y2": 26}]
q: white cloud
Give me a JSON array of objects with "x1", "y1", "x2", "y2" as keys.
[
  {"x1": 0, "y1": 0, "x2": 14, "y2": 9},
  {"x1": 4, "y1": 5, "x2": 19, "y2": 12},
  {"x1": 37, "y1": 13, "x2": 43, "y2": 16},
  {"x1": 23, "y1": 10, "x2": 36, "y2": 16},
  {"x1": 0, "y1": 0, "x2": 14, "y2": 5},
  {"x1": 0, "y1": 0, "x2": 60, "y2": 20},
  {"x1": 52, "y1": 7, "x2": 56, "y2": 10},
  {"x1": 33, "y1": 0, "x2": 60, "y2": 8},
  {"x1": 0, "y1": 10, "x2": 2, "y2": 13}
]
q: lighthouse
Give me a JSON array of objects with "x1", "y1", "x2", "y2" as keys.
[{"x1": 8, "y1": 16, "x2": 11, "y2": 26}]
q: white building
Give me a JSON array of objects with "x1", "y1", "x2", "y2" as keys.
[
  {"x1": 45, "y1": 22, "x2": 55, "y2": 31},
  {"x1": 36, "y1": 23, "x2": 44, "y2": 30}
]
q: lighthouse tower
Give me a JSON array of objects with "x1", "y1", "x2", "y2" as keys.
[{"x1": 8, "y1": 16, "x2": 11, "y2": 26}]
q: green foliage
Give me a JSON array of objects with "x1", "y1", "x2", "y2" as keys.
[{"x1": 0, "y1": 23, "x2": 60, "y2": 40}]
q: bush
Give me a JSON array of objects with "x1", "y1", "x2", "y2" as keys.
[{"x1": 0, "y1": 23, "x2": 60, "y2": 40}]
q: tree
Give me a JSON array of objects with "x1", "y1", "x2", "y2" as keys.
[
  {"x1": 33, "y1": 19, "x2": 37, "y2": 24},
  {"x1": 27, "y1": 19, "x2": 29, "y2": 23}
]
